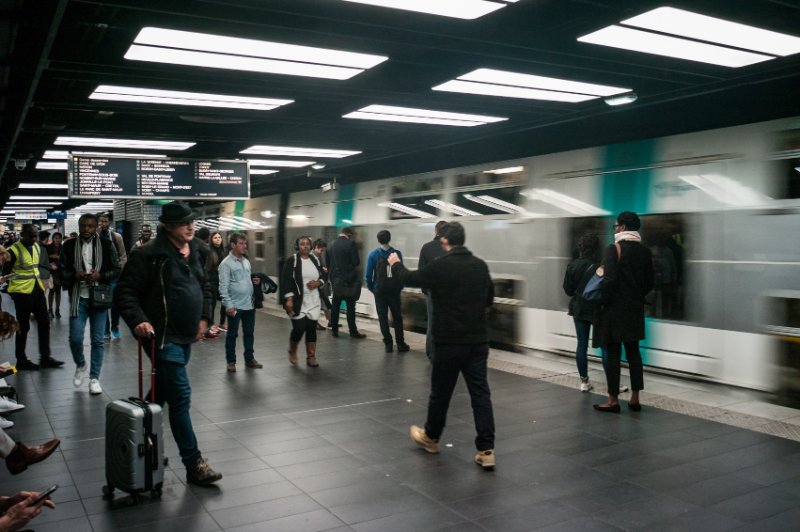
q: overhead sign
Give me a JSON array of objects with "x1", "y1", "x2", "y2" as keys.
[
  {"x1": 13, "y1": 211, "x2": 48, "y2": 220},
  {"x1": 68, "y1": 155, "x2": 250, "y2": 200},
  {"x1": 48, "y1": 211, "x2": 68, "y2": 220}
]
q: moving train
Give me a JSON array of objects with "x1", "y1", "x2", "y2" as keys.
[{"x1": 188, "y1": 116, "x2": 800, "y2": 394}]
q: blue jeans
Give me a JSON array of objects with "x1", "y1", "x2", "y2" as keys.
[
  {"x1": 225, "y1": 309, "x2": 255, "y2": 364},
  {"x1": 69, "y1": 297, "x2": 107, "y2": 379},
  {"x1": 574, "y1": 317, "x2": 608, "y2": 380},
  {"x1": 426, "y1": 343, "x2": 495, "y2": 451},
  {"x1": 148, "y1": 343, "x2": 201, "y2": 467}
]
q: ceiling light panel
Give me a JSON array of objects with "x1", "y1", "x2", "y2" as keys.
[
  {"x1": 249, "y1": 169, "x2": 279, "y2": 175},
  {"x1": 247, "y1": 159, "x2": 315, "y2": 167},
  {"x1": 126, "y1": 27, "x2": 388, "y2": 81},
  {"x1": 18, "y1": 183, "x2": 69, "y2": 189},
  {"x1": 459, "y1": 69, "x2": 630, "y2": 96},
  {"x1": 240, "y1": 146, "x2": 361, "y2": 158},
  {"x1": 54, "y1": 136, "x2": 195, "y2": 150},
  {"x1": 433, "y1": 80, "x2": 596, "y2": 103},
  {"x1": 90, "y1": 85, "x2": 294, "y2": 111},
  {"x1": 341, "y1": 0, "x2": 517, "y2": 20},
  {"x1": 622, "y1": 7, "x2": 800, "y2": 57},
  {"x1": 578, "y1": 25, "x2": 773, "y2": 68},
  {"x1": 9, "y1": 196, "x2": 69, "y2": 200},
  {"x1": 35, "y1": 162, "x2": 68, "y2": 170},
  {"x1": 43, "y1": 150, "x2": 168, "y2": 159},
  {"x1": 344, "y1": 105, "x2": 507, "y2": 127}
]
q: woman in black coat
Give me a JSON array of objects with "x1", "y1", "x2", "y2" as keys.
[{"x1": 593, "y1": 212, "x2": 654, "y2": 413}]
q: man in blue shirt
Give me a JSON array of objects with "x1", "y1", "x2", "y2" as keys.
[
  {"x1": 218, "y1": 232, "x2": 263, "y2": 372},
  {"x1": 365, "y1": 230, "x2": 409, "y2": 353}
]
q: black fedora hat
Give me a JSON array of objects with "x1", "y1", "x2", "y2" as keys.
[{"x1": 158, "y1": 201, "x2": 198, "y2": 224}]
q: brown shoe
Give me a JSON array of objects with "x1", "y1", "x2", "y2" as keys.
[
  {"x1": 226, "y1": 363, "x2": 236, "y2": 372},
  {"x1": 245, "y1": 360, "x2": 263, "y2": 369},
  {"x1": 409, "y1": 425, "x2": 439, "y2": 454},
  {"x1": 6, "y1": 439, "x2": 61, "y2": 475}
]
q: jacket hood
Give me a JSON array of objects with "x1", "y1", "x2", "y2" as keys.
[{"x1": 375, "y1": 246, "x2": 395, "y2": 259}]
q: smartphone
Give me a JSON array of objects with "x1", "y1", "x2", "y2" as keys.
[{"x1": 30, "y1": 485, "x2": 57, "y2": 506}]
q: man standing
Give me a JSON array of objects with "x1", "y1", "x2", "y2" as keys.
[
  {"x1": 218, "y1": 232, "x2": 262, "y2": 372},
  {"x1": 60, "y1": 214, "x2": 120, "y2": 395},
  {"x1": 418, "y1": 221, "x2": 447, "y2": 361},
  {"x1": 388, "y1": 222, "x2": 496, "y2": 470},
  {"x1": 133, "y1": 224, "x2": 153, "y2": 249},
  {"x1": 326, "y1": 227, "x2": 366, "y2": 339},
  {"x1": 116, "y1": 201, "x2": 222, "y2": 486},
  {"x1": 3, "y1": 224, "x2": 64, "y2": 370},
  {"x1": 365, "y1": 230, "x2": 409, "y2": 353},
  {"x1": 98, "y1": 213, "x2": 127, "y2": 341}
]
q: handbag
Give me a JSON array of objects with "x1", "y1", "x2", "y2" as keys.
[
  {"x1": 581, "y1": 243, "x2": 621, "y2": 302},
  {"x1": 91, "y1": 283, "x2": 113, "y2": 306}
]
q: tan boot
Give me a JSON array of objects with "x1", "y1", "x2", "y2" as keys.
[
  {"x1": 288, "y1": 341, "x2": 299, "y2": 366},
  {"x1": 306, "y1": 342, "x2": 319, "y2": 367}
]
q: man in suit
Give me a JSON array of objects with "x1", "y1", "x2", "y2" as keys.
[{"x1": 326, "y1": 227, "x2": 366, "y2": 338}]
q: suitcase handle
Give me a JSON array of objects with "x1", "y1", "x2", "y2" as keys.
[{"x1": 138, "y1": 337, "x2": 156, "y2": 403}]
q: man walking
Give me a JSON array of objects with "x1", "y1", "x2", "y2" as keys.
[
  {"x1": 365, "y1": 230, "x2": 409, "y2": 353},
  {"x1": 418, "y1": 221, "x2": 447, "y2": 361},
  {"x1": 116, "y1": 201, "x2": 222, "y2": 486},
  {"x1": 3, "y1": 224, "x2": 64, "y2": 370},
  {"x1": 218, "y1": 232, "x2": 262, "y2": 372},
  {"x1": 388, "y1": 222, "x2": 496, "y2": 469},
  {"x1": 98, "y1": 213, "x2": 127, "y2": 340},
  {"x1": 326, "y1": 227, "x2": 366, "y2": 338},
  {"x1": 60, "y1": 213, "x2": 120, "y2": 395}
]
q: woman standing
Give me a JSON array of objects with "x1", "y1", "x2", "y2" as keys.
[
  {"x1": 207, "y1": 232, "x2": 228, "y2": 334},
  {"x1": 46, "y1": 233, "x2": 63, "y2": 318},
  {"x1": 280, "y1": 236, "x2": 325, "y2": 367}
]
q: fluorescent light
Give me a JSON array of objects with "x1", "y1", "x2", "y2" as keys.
[
  {"x1": 241, "y1": 145, "x2": 361, "y2": 158},
  {"x1": 341, "y1": 0, "x2": 516, "y2": 20},
  {"x1": 90, "y1": 85, "x2": 294, "y2": 111},
  {"x1": 377, "y1": 202, "x2": 436, "y2": 219},
  {"x1": 42, "y1": 151, "x2": 69, "y2": 159},
  {"x1": 622, "y1": 7, "x2": 800, "y2": 57},
  {"x1": 247, "y1": 159, "x2": 315, "y2": 167},
  {"x1": 604, "y1": 92, "x2": 638, "y2": 106},
  {"x1": 7, "y1": 201, "x2": 63, "y2": 205},
  {"x1": 459, "y1": 68, "x2": 629, "y2": 97},
  {"x1": 433, "y1": 80, "x2": 596, "y2": 103},
  {"x1": 44, "y1": 150, "x2": 168, "y2": 159},
  {"x1": 126, "y1": 27, "x2": 387, "y2": 81},
  {"x1": 578, "y1": 25, "x2": 773, "y2": 68},
  {"x1": 344, "y1": 105, "x2": 507, "y2": 127},
  {"x1": 10, "y1": 195, "x2": 68, "y2": 201},
  {"x1": 424, "y1": 199, "x2": 480, "y2": 216},
  {"x1": 55, "y1": 136, "x2": 194, "y2": 150},
  {"x1": 483, "y1": 166, "x2": 523, "y2": 174},
  {"x1": 521, "y1": 189, "x2": 610, "y2": 215},
  {"x1": 35, "y1": 162, "x2": 68, "y2": 170},
  {"x1": 249, "y1": 169, "x2": 279, "y2": 175},
  {"x1": 18, "y1": 183, "x2": 69, "y2": 189}
]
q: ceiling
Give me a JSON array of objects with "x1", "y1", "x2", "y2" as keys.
[{"x1": 2, "y1": 0, "x2": 800, "y2": 212}]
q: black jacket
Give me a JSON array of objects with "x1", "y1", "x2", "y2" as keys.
[
  {"x1": 279, "y1": 253, "x2": 325, "y2": 316},
  {"x1": 251, "y1": 272, "x2": 278, "y2": 309},
  {"x1": 593, "y1": 240, "x2": 655, "y2": 346},
  {"x1": 326, "y1": 235, "x2": 360, "y2": 285},
  {"x1": 392, "y1": 246, "x2": 493, "y2": 345},
  {"x1": 116, "y1": 231, "x2": 212, "y2": 348},
  {"x1": 418, "y1": 236, "x2": 446, "y2": 295},
  {"x1": 563, "y1": 257, "x2": 598, "y2": 321}
]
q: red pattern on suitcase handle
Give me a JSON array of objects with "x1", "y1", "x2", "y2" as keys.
[{"x1": 137, "y1": 337, "x2": 156, "y2": 403}]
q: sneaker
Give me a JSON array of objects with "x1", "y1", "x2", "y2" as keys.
[
  {"x1": 204, "y1": 330, "x2": 219, "y2": 339},
  {"x1": 103, "y1": 334, "x2": 111, "y2": 342},
  {"x1": 0, "y1": 396, "x2": 24, "y2": 414},
  {"x1": 209, "y1": 325, "x2": 220, "y2": 334},
  {"x1": 226, "y1": 363, "x2": 236, "y2": 373},
  {"x1": 218, "y1": 324, "x2": 228, "y2": 332},
  {"x1": 73, "y1": 365, "x2": 87, "y2": 387},
  {"x1": 409, "y1": 425, "x2": 439, "y2": 454},
  {"x1": 397, "y1": 342, "x2": 410, "y2": 353},
  {"x1": 89, "y1": 379, "x2": 102, "y2": 395},
  {"x1": 580, "y1": 381, "x2": 593, "y2": 392},
  {"x1": 475, "y1": 450, "x2": 496, "y2": 470},
  {"x1": 112, "y1": 330, "x2": 121, "y2": 340},
  {"x1": 245, "y1": 360, "x2": 263, "y2": 369},
  {"x1": 186, "y1": 457, "x2": 222, "y2": 486},
  {"x1": 0, "y1": 416, "x2": 13, "y2": 429}
]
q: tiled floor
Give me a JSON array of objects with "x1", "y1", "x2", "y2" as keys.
[{"x1": 1, "y1": 304, "x2": 799, "y2": 531}]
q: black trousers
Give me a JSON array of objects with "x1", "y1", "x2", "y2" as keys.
[
  {"x1": 330, "y1": 295, "x2": 358, "y2": 334},
  {"x1": 373, "y1": 290, "x2": 404, "y2": 345},
  {"x1": 290, "y1": 317, "x2": 318, "y2": 343},
  {"x1": 425, "y1": 343, "x2": 495, "y2": 451},
  {"x1": 10, "y1": 286, "x2": 51, "y2": 362},
  {"x1": 604, "y1": 341, "x2": 644, "y2": 395}
]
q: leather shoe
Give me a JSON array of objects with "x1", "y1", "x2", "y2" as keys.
[
  {"x1": 6, "y1": 439, "x2": 61, "y2": 475},
  {"x1": 397, "y1": 343, "x2": 410, "y2": 353},
  {"x1": 331, "y1": 330, "x2": 339, "y2": 338},
  {"x1": 350, "y1": 332, "x2": 366, "y2": 339},
  {"x1": 15, "y1": 360, "x2": 40, "y2": 371},
  {"x1": 39, "y1": 357, "x2": 64, "y2": 368},
  {"x1": 628, "y1": 402, "x2": 642, "y2": 412},
  {"x1": 593, "y1": 403, "x2": 621, "y2": 413}
]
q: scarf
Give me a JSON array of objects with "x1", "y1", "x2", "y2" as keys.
[
  {"x1": 614, "y1": 230, "x2": 641, "y2": 244},
  {"x1": 70, "y1": 235, "x2": 103, "y2": 317}
]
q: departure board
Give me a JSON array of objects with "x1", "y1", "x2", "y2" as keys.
[{"x1": 68, "y1": 156, "x2": 250, "y2": 200}]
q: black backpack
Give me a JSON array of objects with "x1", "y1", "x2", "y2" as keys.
[{"x1": 376, "y1": 253, "x2": 402, "y2": 293}]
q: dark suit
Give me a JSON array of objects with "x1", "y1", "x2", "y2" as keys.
[{"x1": 326, "y1": 235, "x2": 361, "y2": 334}]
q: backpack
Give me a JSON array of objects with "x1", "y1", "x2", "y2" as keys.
[{"x1": 375, "y1": 253, "x2": 402, "y2": 293}]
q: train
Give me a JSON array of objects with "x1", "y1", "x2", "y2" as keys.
[{"x1": 182, "y1": 115, "x2": 800, "y2": 394}]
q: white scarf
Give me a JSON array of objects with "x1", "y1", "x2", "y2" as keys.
[{"x1": 614, "y1": 230, "x2": 641, "y2": 243}]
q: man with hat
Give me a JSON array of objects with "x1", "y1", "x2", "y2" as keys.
[{"x1": 116, "y1": 201, "x2": 222, "y2": 486}]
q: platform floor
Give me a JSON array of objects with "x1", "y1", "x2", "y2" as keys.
[{"x1": 1, "y1": 302, "x2": 799, "y2": 532}]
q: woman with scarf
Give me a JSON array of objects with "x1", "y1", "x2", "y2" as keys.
[
  {"x1": 593, "y1": 211, "x2": 654, "y2": 413},
  {"x1": 207, "y1": 231, "x2": 228, "y2": 334},
  {"x1": 280, "y1": 236, "x2": 325, "y2": 367}
]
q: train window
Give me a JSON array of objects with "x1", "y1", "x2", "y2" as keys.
[
  {"x1": 391, "y1": 176, "x2": 442, "y2": 195},
  {"x1": 455, "y1": 167, "x2": 525, "y2": 188},
  {"x1": 386, "y1": 194, "x2": 441, "y2": 219},
  {"x1": 455, "y1": 186, "x2": 524, "y2": 216}
]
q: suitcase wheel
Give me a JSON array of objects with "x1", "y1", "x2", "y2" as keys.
[{"x1": 102, "y1": 484, "x2": 114, "y2": 501}]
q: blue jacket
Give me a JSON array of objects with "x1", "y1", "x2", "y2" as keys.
[{"x1": 365, "y1": 246, "x2": 403, "y2": 292}]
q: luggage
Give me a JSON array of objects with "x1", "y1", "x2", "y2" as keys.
[{"x1": 102, "y1": 338, "x2": 165, "y2": 502}]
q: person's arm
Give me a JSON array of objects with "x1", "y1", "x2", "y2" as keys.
[
  {"x1": 198, "y1": 260, "x2": 211, "y2": 338},
  {"x1": 0, "y1": 491, "x2": 55, "y2": 531},
  {"x1": 115, "y1": 249, "x2": 151, "y2": 332},
  {"x1": 364, "y1": 250, "x2": 377, "y2": 292},
  {"x1": 388, "y1": 253, "x2": 440, "y2": 290},
  {"x1": 114, "y1": 233, "x2": 127, "y2": 269},
  {"x1": 350, "y1": 240, "x2": 360, "y2": 268},
  {"x1": 601, "y1": 244, "x2": 618, "y2": 301},
  {"x1": 58, "y1": 242, "x2": 76, "y2": 285},
  {"x1": 218, "y1": 259, "x2": 233, "y2": 310},
  {"x1": 279, "y1": 256, "x2": 295, "y2": 314},
  {"x1": 486, "y1": 268, "x2": 495, "y2": 308},
  {"x1": 418, "y1": 244, "x2": 428, "y2": 270},
  {"x1": 102, "y1": 243, "x2": 120, "y2": 282}
]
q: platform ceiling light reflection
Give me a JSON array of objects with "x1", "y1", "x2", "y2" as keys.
[
  {"x1": 249, "y1": 169, "x2": 279, "y2": 175},
  {"x1": 679, "y1": 174, "x2": 771, "y2": 206},
  {"x1": 342, "y1": 0, "x2": 518, "y2": 20},
  {"x1": 463, "y1": 194, "x2": 525, "y2": 214},
  {"x1": 424, "y1": 199, "x2": 480, "y2": 216},
  {"x1": 10, "y1": 195, "x2": 68, "y2": 201},
  {"x1": 90, "y1": 85, "x2": 294, "y2": 111},
  {"x1": 7, "y1": 201, "x2": 62, "y2": 205},
  {"x1": 483, "y1": 166, "x2": 524, "y2": 174},
  {"x1": 344, "y1": 105, "x2": 507, "y2": 127},
  {"x1": 434, "y1": 69, "x2": 630, "y2": 103},
  {"x1": 241, "y1": 145, "x2": 361, "y2": 158},
  {"x1": 521, "y1": 189, "x2": 609, "y2": 215},
  {"x1": 247, "y1": 159, "x2": 315, "y2": 167},
  {"x1": 43, "y1": 150, "x2": 169, "y2": 159},
  {"x1": 378, "y1": 202, "x2": 436, "y2": 219},
  {"x1": 125, "y1": 27, "x2": 388, "y2": 81},
  {"x1": 55, "y1": 136, "x2": 195, "y2": 150},
  {"x1": 577, "y1": 6, "x2": 798, "y2": 67}
]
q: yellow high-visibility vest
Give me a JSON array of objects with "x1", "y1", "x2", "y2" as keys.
[{"x1": 8, "y1": 241, "x2": 44, "y2": 294}]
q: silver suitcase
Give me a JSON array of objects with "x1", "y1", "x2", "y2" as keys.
[{"x1": 103, "y1": 338, "x2": 165, "y2": 501}]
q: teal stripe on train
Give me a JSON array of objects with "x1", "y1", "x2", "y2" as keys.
[{"x1": 334, "y1": 183, "x2": 357, "y2": 227}]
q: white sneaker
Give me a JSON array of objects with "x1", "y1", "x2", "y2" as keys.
[
  {"x1": 0, "y1": 416, "x2": 13, "y2": 429},
  {"x1": 0, "y1": 396, "x2": 24, "y2": 414},
  {"x1": 89, "y1": 379, "x2": 102, "y2": 395},
  {"x1": 580, "y1": 381, "x2": 593, "y2": 392},
  {"x1": 73, "y1": 365, "x2": 87, "y2": 387}
]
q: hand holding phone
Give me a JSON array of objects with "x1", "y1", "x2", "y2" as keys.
[{"x1": 29, "y1": 485, "x2": 57, "y2": 506}]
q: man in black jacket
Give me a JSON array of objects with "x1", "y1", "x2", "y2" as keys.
[
  {"x1": 388, "y1": 222, "x2": 497, "y2": 470},
  {"x1": 116, "y1": 202, "x2": 222, "y2": 486},
  {"x1": 326, "y1": 227, "x2": 366, "y2": 338},
  {"x1": 417, "y1": 220, "x2": 447, "y2": 361}
]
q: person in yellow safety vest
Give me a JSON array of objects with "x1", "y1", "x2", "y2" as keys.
[{"x1": 2, "y1": 225, "x2": 64, "y2": 371}]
